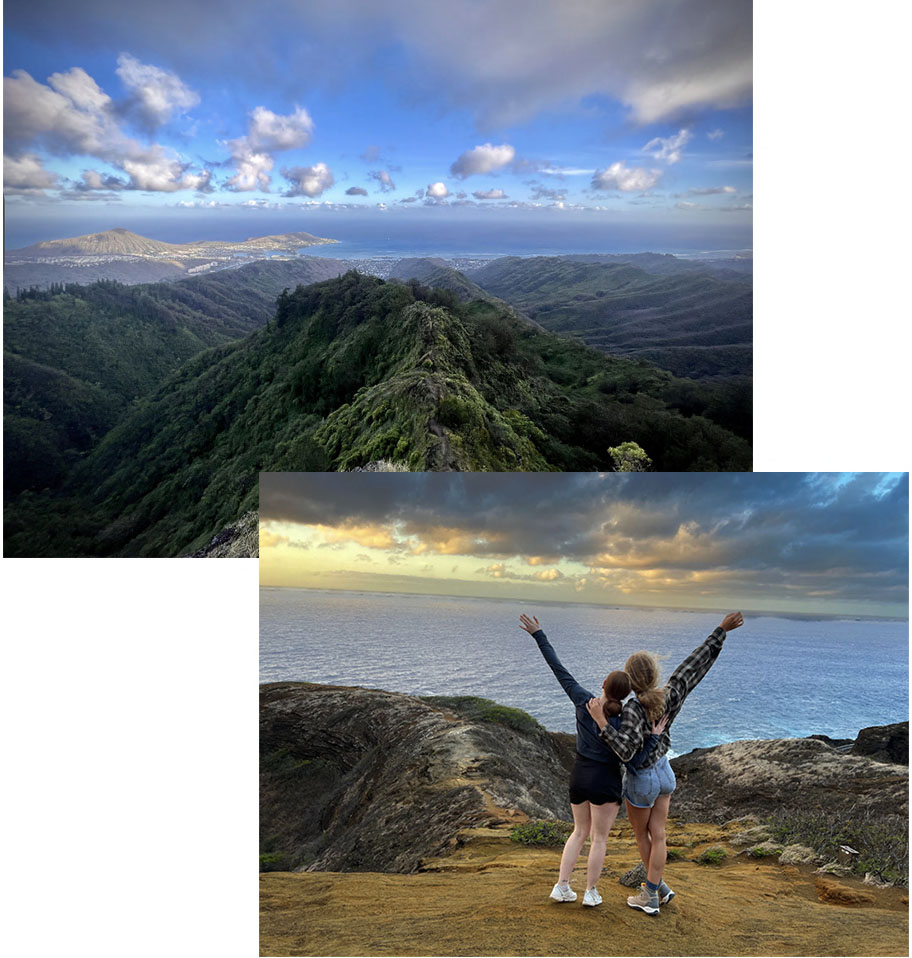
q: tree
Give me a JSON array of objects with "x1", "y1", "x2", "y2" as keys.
[{"x1": 607, "y1": 441, "x2": 652, "y2": 472}]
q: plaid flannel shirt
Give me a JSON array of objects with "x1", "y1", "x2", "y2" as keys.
[{"x1": 596, "y1": 626, "x2": 727, "y2": 767}]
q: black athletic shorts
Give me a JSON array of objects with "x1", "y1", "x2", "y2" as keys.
[{"x1": 568, "y1": 753, "x2": 623, "y2": 806}]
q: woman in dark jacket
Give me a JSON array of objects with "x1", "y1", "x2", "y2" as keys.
[{"x1": 520, "y1": 613, "x2": 666, "y2": 908}]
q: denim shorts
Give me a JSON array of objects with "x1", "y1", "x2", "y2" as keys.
[{"x1": 623, "y1": 754, "x2": 676, "y2": 808}]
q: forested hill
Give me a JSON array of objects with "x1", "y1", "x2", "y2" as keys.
[
  {"x1": 5, "y1": 272, "x2": 751, "y2": 557},
  {"x1": 3, "y1": 257, "x2": 346, "y2": 495},
  {"x1": 466, "y1": 256, "x2": 753, "y2": 379}
]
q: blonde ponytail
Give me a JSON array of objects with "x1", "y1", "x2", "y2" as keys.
[{"x1": 624, "y1": 651, "x2": 665, "y2": 722}]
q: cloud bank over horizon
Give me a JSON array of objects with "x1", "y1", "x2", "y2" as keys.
[{"x1": 259, "y1": 474, "x2": 909, "y2": 617}]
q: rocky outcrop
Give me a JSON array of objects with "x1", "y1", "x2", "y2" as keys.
[
  {"x1": 669, "y1": 736, "x2": 909, "y2": 824},
  {"x1": 261, "y1": 683, "x2": 908, "y2": 878},
  {"x1": 188, "y1": 510, "x2": 258, "y2": 557},
  {"x1": 851, "y1": 721, "x2": 908, "y2": 765},
  {"x1": 260, "y1": 683, "x2": 575, "y2": 874}
]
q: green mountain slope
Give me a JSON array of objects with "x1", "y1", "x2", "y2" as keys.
[
  {"x1": 4, "y1": 272, "x2": 751, "y2": 557},
  {"x1": 387, "y1": 258, "x2": 495, "y2": 302},
  {"x1": 467, "y1": 256, "x2": 752, "y2": 378},
  {"x1": 3, "y1": 257, "x2": 346, "y2": 495}
]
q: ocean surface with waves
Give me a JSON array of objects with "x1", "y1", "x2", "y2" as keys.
[{"x1": 260, "y1": 587, "x2": 908, "y2": 755}]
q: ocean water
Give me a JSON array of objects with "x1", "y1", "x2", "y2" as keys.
[{"x1": 260, "y1": 588, "x2": 908, "y2": 755}]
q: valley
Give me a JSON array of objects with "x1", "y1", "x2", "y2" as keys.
[{"x1": 3, "y1": 232, "x2": 753, "y2": 556}]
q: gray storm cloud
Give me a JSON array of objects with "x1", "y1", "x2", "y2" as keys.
[
  {"x1": 260, "y1": 473, "x2": 909, "y2": 608},
  {"x1": 6, "y1": 0, "x2": 752, "y2": 129}
]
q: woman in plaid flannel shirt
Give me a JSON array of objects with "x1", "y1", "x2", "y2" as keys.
[{"x1": 586, "y1": 611, "x2": 744, "y2": 915}]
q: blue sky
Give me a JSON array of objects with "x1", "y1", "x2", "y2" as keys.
[{"x1": 3, "y1": 0, "x2": 752, "y2": 245}]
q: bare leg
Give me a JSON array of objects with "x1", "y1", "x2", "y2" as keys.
[
  {"x1": 625, "y1": 799, "x2": 653, "y2": 871},
  {"x1": 558, "y1": 802, "x2": 591, "y2": 883},
  {"x1": 586, "y1": 801, "x2": 620, "y2": 889},
  {"x1": 645, "y1": 794, "x2": 671, "y2": 885}
]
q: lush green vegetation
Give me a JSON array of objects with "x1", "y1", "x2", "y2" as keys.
[
  {"x1": 468, "y1": 256, "x2": 753, "y2": 380},
  {"x1": 3, "y1": 259, "x2": 345, "y2": 497},
  {"x1": 5, "y1": 270, "x2": 752, "y2": 556},
  {"x1": 510, "y1": 820, "x2": 575, "y2": 847},
  {"x1": 696, "y1": 846, "x2": 728, "y2": 865},
  {"x1": 422, "y1": 695, "x2": 542, "y2": 733},
  {"x1": 607, "y1": 441, "x2": 652, "y2": 472},
  {"x1": 765, "y1": 808, "x2": 908, "y2": 887}
]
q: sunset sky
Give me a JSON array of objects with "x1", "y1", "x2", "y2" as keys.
[
  {"x1": 259, "y1": 473, "x2": 909, "y2": 617},
  {"x1": 4, "y1": 0, "x2": 751, "y2": 246}
]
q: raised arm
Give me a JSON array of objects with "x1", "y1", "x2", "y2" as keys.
[
  {"x1": 586, "y1": 696, "x2": 644, "y2": 763},
  {"x1": 519, "y1": 614, "x2": 591, "y2": 707},
  {"x1": 665, "y1": 612, "x2": 744, "y2": 717}
]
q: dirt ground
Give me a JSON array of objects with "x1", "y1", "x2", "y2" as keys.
[{"x1": 260, "y1": 820, "x2": 909, "y2": 957}]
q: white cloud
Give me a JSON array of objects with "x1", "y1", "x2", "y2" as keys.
[
  {"x1": 642, "y1": 128, "x2": 692, "y2": 164},
  {"x1": 426, "y1": 181, "x2": 450, "y2": 198},
  {"x1": 225, "y1": 105, "x2": 316, "y2": 192},
  {"x1": 680, "y1": 185, "x2": 737, "y2": 196},
  {"x1": 121, "y1": 150, "x2": 213, "y2": 192},
  {"x1": 369, "y1": 169, "x2": 396, "y2": 192},
  {"x1": 472, "y1": 188, "x2": 507, "y2": 200},
  {"x1": 707, "y1": 129, "x2": 725, "y2": 140},
  {"x1": 4, "y1": 68, "x2": 116, "y2": 157},
  {"x1": 225, "y1": 145, "x2": 274, "y2": 192},
  {"x1": 537, "y1": 165, "x2": 595, "y2": 176},
  {"x1": 3, "y1": 153, "x2": 60, "y2": 192},
  {"x1": 79, "y1": 169, "x2": 126, "y2": 191},
  {"x1": 116, "y1": 53, "x2": 200, "y2": 129},
  {"x1": 529, "y1": 183, "x2": 565, "y2": 202},
  {"x1": 450, "y1": 143, "x2": 515, "y2": 178},
  {"x1": 3, "y1": 64, "x2": 210, "y2": 193},
  {"x1": 591, "y1": 162, "x2": 661, "y2": 192},
  {"x1": 247, "y1": 105, "x2": 314, "y2": 151},
  {"x1": 282, "y1": 162, "x2": 334, "y2": 197},
  {"x1": 346, "y1": 185, "x2": 368, "y2": 196}
]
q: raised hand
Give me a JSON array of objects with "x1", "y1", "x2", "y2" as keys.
[
  {"x1": 519, "y1": 613, "x2": 542, "y2": 635},
  {"x1": 720, "y1": 611, "x2": 744, "y2": 632},
  {"x1": 652, "y1": 713, "x2": 670, "y2": 736}
]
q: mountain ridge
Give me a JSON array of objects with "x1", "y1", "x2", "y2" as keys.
[{"x1": 4, "y1": 271, "x2": 752, "y2": 556}]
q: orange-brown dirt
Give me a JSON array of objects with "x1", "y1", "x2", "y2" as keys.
[{"x1": 259, "y1": 819, "x2": 908, "y2": 957}]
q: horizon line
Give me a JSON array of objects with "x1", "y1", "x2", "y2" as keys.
[{"x1": 258, "y1": 583, "x2": 908, "y2": 623}]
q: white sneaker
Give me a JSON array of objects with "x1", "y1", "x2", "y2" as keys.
[
  {"x1": 550, "y1": 882, "x2": 577, "y2": 902},
  {"x1": 582, "y1": 887, "x2": 603, "y2": 907}
]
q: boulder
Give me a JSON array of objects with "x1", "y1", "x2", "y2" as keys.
[
  {"x1": 851, "y1": 721, "x2": 908, "y2": 765},
  {"x1": 619, "y1": 863, "x2": 647, "y2": 887},
  {"x1": 670, "y1": 737, "x2": 908, "y2": 823}
]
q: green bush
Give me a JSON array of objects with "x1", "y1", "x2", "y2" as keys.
[
  {"x1": 510, "y1": 820, "x2": 574, "y2": 847},
  {"x1": 259, "y1": 852, "x2": 290, "y2": 872},
  {"x1": 696, "y1": 846, "x2": 728, "y2": 865},
  {"x1": 665, "y1": 847, "x2": 688, "y2": 862},
  {"x1": 765, "y1": 808, "x2": 908, "y2": 887},
  {"x1": 747, "y1": 842, "x2": 784, "y2": 858},
  {"x1": 420, "y1": 695, "x2": 541, "y2": 733}
]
